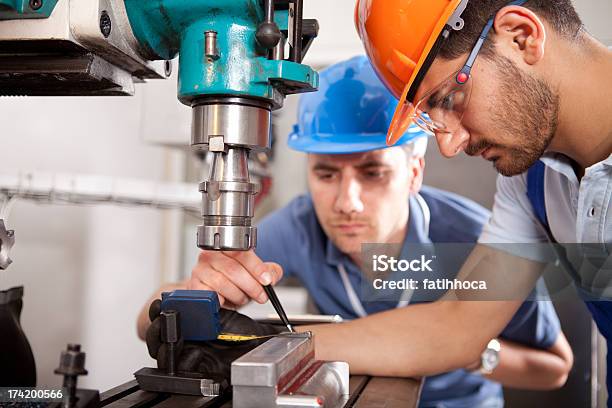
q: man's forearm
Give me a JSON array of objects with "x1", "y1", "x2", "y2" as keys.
[
  {"x1": 486, "y1": 336, "x2": 573, "y2": 390},
  {"x1": 304, "y1": 300, "x2": 522, "y2": 377}
]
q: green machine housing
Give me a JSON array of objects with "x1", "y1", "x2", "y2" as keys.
[
  {"x1": 0, "y1": 0, "x2": 59, "y2": 19},
  {"x1": 124, "y1": 0, "x2": 319, "y2": 251}
]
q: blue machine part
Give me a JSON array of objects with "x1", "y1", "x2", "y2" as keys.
[
  {"x1": 124, "y1": 0, "x2": 318, "y2": 105},
  {"x1": 288, "y1": 55, "x2": 429, "y2": 154},
  {"x1": 161, "y1": 290, "x2": 222, "y2": 342},
  {"x1": 0, "y1": 0, "x2": 59, "y2": 19}
]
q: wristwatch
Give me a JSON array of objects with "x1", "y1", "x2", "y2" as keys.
[{"x1": 477, "y1": 339, "x2": 501, "y2": 375}]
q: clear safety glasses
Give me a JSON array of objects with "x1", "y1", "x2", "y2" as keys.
[
  {"x1": 387, "y1": 0, "x2": 528, "y2": 143},
  {"x1": 394, "y1": 69, "x2": 473, "y2": 136}
]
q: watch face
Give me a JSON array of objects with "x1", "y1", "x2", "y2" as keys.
[{"x1": 482, "y1": 349, "x2": 500, "y2": 371}]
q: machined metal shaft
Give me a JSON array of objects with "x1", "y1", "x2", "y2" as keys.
[
  {"x1": 191, "y1": 98, "x2": 272, "y2": 251},
  {"x1": 198, "y1": 147, "x2": 259, "y2": 250}
]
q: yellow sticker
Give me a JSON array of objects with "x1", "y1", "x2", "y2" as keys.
[{"x1": 217, "y1": 333, "x2": 267, "y2": 342}]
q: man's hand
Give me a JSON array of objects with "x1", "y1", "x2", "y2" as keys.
[
  {"x1": 145, "y1": 299, "x2": 283, "y2": 379},
  {"x1": 188, "y1": 250, "x2": 283, "y2": 308}
]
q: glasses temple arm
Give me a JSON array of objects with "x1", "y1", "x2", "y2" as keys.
[{"x1": 460, "y1": 0, "x2": 529, "y2": 77}]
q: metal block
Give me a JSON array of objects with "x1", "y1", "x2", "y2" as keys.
[
  {"x1": 232, "y1": 333, "x2": 349, "y2": 408},
  {"x1": 134, "y1": 367, "x2": 229, "y2": 398}
]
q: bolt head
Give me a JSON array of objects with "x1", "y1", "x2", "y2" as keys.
[
  {"x1": 99, "y1": 11, "x2": 112, "y2": 38},
  {"x1": 29, "y1": 0, "x2": 42, "y2": 11}
]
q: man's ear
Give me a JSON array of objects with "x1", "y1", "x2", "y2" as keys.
[
  {"x1": 493, "y1": 5, "x2": 546, "y2": 65},
  {"x1": 409, "y1": 157, "x2": 425, "y2": 193}
]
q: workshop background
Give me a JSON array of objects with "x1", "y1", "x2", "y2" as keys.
[{"x1": 0, "y1": 0, "x2": 610, "y2": 406}]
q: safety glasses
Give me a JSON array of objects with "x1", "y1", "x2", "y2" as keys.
[{"x1": 387, "y1": 0, "x2": 528, "y2": 144}]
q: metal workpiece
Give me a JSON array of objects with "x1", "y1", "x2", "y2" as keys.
[
  {"x1": 0, "y1": 219, "x2": 14, "y2": 270},
  {"x1": 231, "y1": 334, "x2": 350, "y2": 408},
  {"x1": 197, "y1": 147, "x2": 259, "y2": 251},
  {"x1": 191, "y1": 100, "x2": 272, "y2": 152},
  {"x1": 232, "y1": 333, "x2": 314, "y2": 388}
]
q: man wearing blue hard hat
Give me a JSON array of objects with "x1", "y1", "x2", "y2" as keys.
[{"x1": 139, "y1": 56, "x2": 571, "y2": 407}]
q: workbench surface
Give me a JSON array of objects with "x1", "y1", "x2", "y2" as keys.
[{"x1": 100, "y1": 376, "x2": 423, "y2": 408}]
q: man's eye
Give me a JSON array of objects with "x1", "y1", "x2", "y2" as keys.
[
  {"x1": 363, "y1": 171, "x2": 387, "y2": 180},
  {"x1": 315, "y1": 172, "x2": 336, "y2": 181},
  {"x1": 440, "y1": 93, "x2": 454, "y2": 110}
]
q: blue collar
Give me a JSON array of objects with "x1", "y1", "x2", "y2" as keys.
[{"x1": 325, "y1": 194, "x2": 431, "y2": 268}]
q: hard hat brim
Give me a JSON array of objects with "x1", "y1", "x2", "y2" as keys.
[
  {"x1": 288, "y1": 130, "x2": 428, "y2": 155},
  {"x1": 387, "y1": 0, "x2": 463, "y2": 146}
]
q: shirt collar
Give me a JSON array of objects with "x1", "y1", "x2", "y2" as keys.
[
  {"x1": 540, "y1": 152, "x2": 612, "y2": 180},
  {"x1": 539, "y1": 152, "x2": 579, "y2": 183},
  {"x1": 324, "y1": 194, "x2": 431, "y2": 267}
]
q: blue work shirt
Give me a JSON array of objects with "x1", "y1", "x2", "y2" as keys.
[{"x1": 256, "y1": 186, "x2": 561, "y2": 408}]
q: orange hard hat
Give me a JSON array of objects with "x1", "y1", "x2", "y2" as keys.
[{"x1": 355, "y1": 0, "x2": 468, "y2": 144}]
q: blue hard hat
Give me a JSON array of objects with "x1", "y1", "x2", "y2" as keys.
[{"x1": 288, "y1": 55, "x2": 428, "y2": 154}]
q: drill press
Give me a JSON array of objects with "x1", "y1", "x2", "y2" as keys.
[{"x1": 124, "y1": 0, "x2": 318, "y2": 251}]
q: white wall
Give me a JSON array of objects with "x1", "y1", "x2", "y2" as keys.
[
  {"x1": 574, "y1": 0, "x2": 612, "y2": 46},
  {"x1": 302, "y1": 0, "x2": 364, "y2": 69},
  {"x1": 0, "y1": 88, "x2": 185, "y2": 390}
]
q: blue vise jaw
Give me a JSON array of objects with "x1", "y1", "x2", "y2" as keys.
[{"x1": 161, "y1": 290, "x2": 222, "y2": 342}]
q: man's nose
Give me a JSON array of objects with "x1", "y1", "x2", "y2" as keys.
[
  {"x1": 334, "y1": 175, "x2": 364, "y2": 215},
  {"x1": 435, "y1": 126, "x2": 470, "y2": 158}
]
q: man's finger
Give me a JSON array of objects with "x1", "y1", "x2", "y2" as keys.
[
  {"x1": 263, "y1": 262, "x2": 283, "y2": 285},
  {"x1": 193, "y1": 267, "x2": 249, "y2": 307},
  {"x1": 210, "y1": 254, "x2": 268, "y2": 303},
  {"x1": 187, "y1": 276, "x2": 230, "y2": 306},
  {"x1": 148, "y1": 299, "x2": 162, "y2": 322},
  {"x1": 146, "y1": 317, "x2": 162, "y2": 359},
  {"x1": 224, "y1": 250, "x2": 283, "y2": 286}
]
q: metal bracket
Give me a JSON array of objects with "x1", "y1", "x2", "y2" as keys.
[
  {"x1": 0, "y1": 219, "x2": 14, "y2": 270},
  {"x1": 448, "y1": 0, "x2": 469, "y2": 31},
  {"x1": 134, "y1": 367, "x2": 229, "y2": 397}
]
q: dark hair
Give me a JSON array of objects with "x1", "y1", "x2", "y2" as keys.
[{"x1": 440, "y1": 0, "x2": 583, "y2": 59}]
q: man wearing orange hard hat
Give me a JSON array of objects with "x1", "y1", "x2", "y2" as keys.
[{"x1": 338, "y1": 0, "x2": 612, "y2": 404}]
